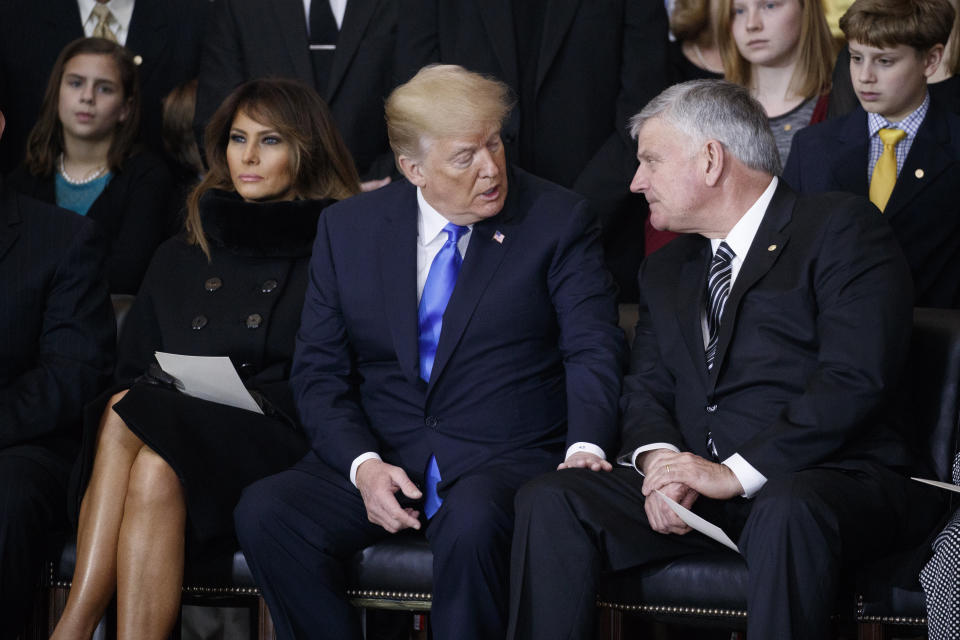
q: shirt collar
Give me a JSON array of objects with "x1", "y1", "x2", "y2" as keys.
[
  {"x1": 711, "y1": 176, "x2": 778, "y2": 260},
  {"x1": 867, "y1": 92, "x2": 929, "y2": 138},
  {"x1": 79, "y1": 0, "x2": 135, "y2": 28},
  {"x1": 417, "y1": 187, "x2": 472, "y2": 245}
]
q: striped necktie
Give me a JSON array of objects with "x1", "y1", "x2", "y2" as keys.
[{"x1": 705, "y1": 242, "x2": 735, "y2": 370}]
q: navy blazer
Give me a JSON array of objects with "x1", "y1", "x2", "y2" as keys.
[
  {"x1": 783, "y1": 101, "x2": 960, "y2": 308},
  {"x1": 0, "y1": 178, "x2": 114, "y2": 470},
  {"x1": 621, "y1": 183, "x2": 916, "y2": 479},
  {"x1": 291, "y1": 169, "x2": 626, "y2": 491}
]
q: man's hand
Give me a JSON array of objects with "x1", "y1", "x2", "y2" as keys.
[
  {"x1": 641, "y1": 451, "x2": 743, "y2": 501},
  {"x1": 644, "y1": 481, "x2": 698, "y2": 534},
  {"x1": 558, "y1": 451, "x2": 613, "y2": 472},
  {"x1": 355, "y1": 459, "x2": 422, "y2": 533}
]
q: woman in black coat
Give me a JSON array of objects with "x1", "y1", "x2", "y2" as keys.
[
  {"x1": 51, "y1": 78, "x2": 361, "y2": 640},
  {"x1": 6, "y1": 37, "x2": 175, "y2": 295}
]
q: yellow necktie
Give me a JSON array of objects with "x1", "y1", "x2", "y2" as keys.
[
  {"x1": 869, "y1": 128, "x2": 906, "y2": 213},
  {"x1": 91, "y1": 3, "x2": 118, "y2": 42}
]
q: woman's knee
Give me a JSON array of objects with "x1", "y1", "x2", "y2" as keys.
[{"x1": 125, "y1": 448, "x2": 183, "y2": 511}]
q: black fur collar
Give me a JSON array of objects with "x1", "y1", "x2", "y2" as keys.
[{"x1": 199, "y1": 189, "x2": 331, "y2": 257}]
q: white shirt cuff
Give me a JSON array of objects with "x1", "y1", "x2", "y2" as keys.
[
  {"x1": 615, "y1": 442, "x2": 681, "y2": 470},
  {"x1": 722, "y1": 453, "x2": 767, "y2": 498},
  {"x1": 349, "y1": 452, "x2": 382, "y2": 487},
  {"x1": 565, "y1": 442, "x2": 606, "y2": 461}
]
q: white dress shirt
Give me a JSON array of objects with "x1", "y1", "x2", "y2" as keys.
[
  {"x1": 625, "y1": 177, "x2": 779, "y2": 499},
  {"x1": 79, "y1": 0, "x2": 135, "y2": 45},
  {"x1": 303, "y1": 0, "x2": 347, "y2": 31}
]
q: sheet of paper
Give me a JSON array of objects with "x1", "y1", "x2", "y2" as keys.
[
  {"x1": 154, "y1": 352, "x2": 263, "y2": 414},
  {"x1": 655, "y1": 489, "x2": 739, "y2": 553},
  {"x1": 912, "y1": 477, "x2": 960, "y2": 494}
]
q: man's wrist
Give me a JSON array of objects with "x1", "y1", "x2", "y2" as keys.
[{"x1": 350, "y1": 452, "x2": 382, "y2": 487}]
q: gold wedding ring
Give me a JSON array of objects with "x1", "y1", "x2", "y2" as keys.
[{"x1": 666, "y1": 465, "x2": 671, "y2": 473}]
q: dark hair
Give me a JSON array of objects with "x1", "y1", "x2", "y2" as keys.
[
  {"x1": 25, "y1": 37, "x2": 141, "y2": 176},
  {"x1": 185, "y1": 78, "x2": 361, "y2": 258},
  {"x1": 162, "y1": 78, "x2": 202, "y2": 176},
  {"x1": 840, "y1": 0, "x2": 954, "y2": 52}
]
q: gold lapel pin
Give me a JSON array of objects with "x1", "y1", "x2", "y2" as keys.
[
  {"x1": 915, "y1": 168, "x2": 925, "y2": 179},
  {"x1": 767, "y1": 244, "x2": 777, "y2": 252}
]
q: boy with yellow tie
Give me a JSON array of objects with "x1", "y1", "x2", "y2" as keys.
[{"x1": 784, "y1": 0, "x2": 960, "y2": 308}]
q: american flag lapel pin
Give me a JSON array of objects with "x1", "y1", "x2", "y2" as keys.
[{"x1": 493, "y1": 230, "x2": 505, "y2": 244}]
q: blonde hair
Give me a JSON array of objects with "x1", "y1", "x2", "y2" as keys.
[
  {"x1": 385, "y1": 64, "x2": 513, "y2": 165},
  {"x1": 716, "y1": 0, "x2": 834, "y2": 99}
]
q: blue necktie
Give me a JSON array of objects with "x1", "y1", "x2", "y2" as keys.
[{"x1": 419, "y1": 222, "x2": 468, "y2": 518}]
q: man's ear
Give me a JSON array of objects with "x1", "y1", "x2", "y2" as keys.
[
  {"x1": 0, "y1": 111, "x2": 5, "y2": 141},
  {"x1": 702, "y1": 139, "x2": 724, "y2": 187},
  {"x1": 398, "y1": 154, "x2": 426, "y2": 187}
]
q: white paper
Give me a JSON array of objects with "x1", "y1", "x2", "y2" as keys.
[
  {"x1": 655, "y1": 489, "x2": 739, "y2": 553},
  {"x1": 154, "y1": 352, "x2": 263, "y2": 414},
  {"x1": 911, "y1": 477, "x2": 960, "y2": 494}
]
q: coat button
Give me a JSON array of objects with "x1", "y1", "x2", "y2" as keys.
[
  {"x1": 204, "y1": 277, "x2": 222, "y2": 292},
  {"x1": 191, "y1": 315, "x2": 208, "y2": 330},
  {"x1": 425, "y1": 416, "x2": 438, "y2": 428},
  {"x1": 246, "y1": 313, "x2": 263, "y2": 329},
  {"x1": 261, "y1": 279, "x2": 279, "y2": 293},
  {"x1": 705, "y1": 404, "x2": 718, "y2": 413},
  {"x1": 238, "y1": 362, "x2": 256, "y2": 374}
]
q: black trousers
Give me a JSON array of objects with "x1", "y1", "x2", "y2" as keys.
[
  {"x1": 507, "y1": 464, "x2": 942, "y2": 640},
  {"x1": 234, "y1": 449, "x2": 556, "y2": 640},
  {"x1": 0, "y1": 449, "x2": 70, "y2": 640}
]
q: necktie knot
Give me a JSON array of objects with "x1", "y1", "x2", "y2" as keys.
[
  {"x1": 91, "y1": 3, "x2": 117, "y2": 42},
  {"x1": 442, "y1": 222, "x2": 469, "y2": 245},
  {"x1": 878, "y1": 127, "x2": 906, "y2": 148}
]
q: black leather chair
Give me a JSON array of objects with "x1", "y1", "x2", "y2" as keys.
[{"x1": 30, "y1": 307, "x2": 960, "y2": 640}]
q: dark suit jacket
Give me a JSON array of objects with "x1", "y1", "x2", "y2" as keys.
[
  {"x1": 8, "y1": 151, "x2": 176, "y2": 294},
  {"x1": 292, "y1": 169, "x2": 626, "y2": 491},
  {"x1": 783, "y1": 102, "x2": 960, "y2": 308},
  {"x1": 0, "y1": 177, "x2": 114, "y2": 472},
  {"x1": 621, "y1": 183, "x2": 916, "y2": 479},
  {"x1": 0, "y1": 0, "x2": 208, "y2": 173},
  {"x1": 194, "y1": 0, "x2": 397, "y2": 180}
]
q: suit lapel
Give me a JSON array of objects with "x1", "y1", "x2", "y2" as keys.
[
  {"x1": 707, "y1": 184, "x2": 793, "y2": 389},
  {"x1": 831, "y1": 109, "x2": 870, "y2": 196},
  {"x1": 0, "y1": 186, "x2": 22, "y2": 264},
  {"x1": 476, "y1": 0, "x2": 520, "y2": 91},
  {"x1": 535, "y1": 0, "x2": 580, "y2": 96},
  {"x1": 272, "y1": 0, "x2": 314, "y2": 85},
  {"x1": 674, "y1": 241, "x2": 712, "y2": 388},
  {"x1": 126, "y1": 1, "x2": 168, "y2": 69},
  {"x1": 425, "y1": 195, "x2": 515, "y2": 395},
  {"x1": 884, "y1": 104, "x2": 954, "y2": 218},
  {"x1": 378, "y1": 185, "x2": 422, "y2": 386},
  {"x1": 44, "y1": 0, "x2": 84, "y2": 40},
  {"x1": 326, "y1": 0, "x2": 376, "y2": 101}
]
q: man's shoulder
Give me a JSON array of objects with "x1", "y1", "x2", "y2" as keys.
[{"x1": 321, "y1": 179, "x2": 416, "y2": 229}]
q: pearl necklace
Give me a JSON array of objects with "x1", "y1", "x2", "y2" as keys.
[{"x1": 58, "y1": 154, "x2": 107, "y2": 185}]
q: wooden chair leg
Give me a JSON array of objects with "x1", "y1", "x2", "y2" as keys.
[
  {"x1": 47, "y1": 585, "x2": 69, "y2": 635},
  {"x1": 596, "y1": 608, "x2": 623, "y2": 640},
  {"x1": 257, "y1": 597, "x2": 276, "y2": 640}
]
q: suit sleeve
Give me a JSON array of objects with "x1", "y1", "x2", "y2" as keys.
[
  {"x1": 780, "y1": 131, "x2": 804, "y2": 191},
  {"x1": 618, "y1": 260, "x2": 688, "y2": 458},
  {"x1": 550, "y1": 200, "x2": 628, "y2": 457},
  {"x1": 194, "y1": 0, "x2": 247, "y2": 148},
  {"x1": 736, "y1": 199, "x2": 913, "y2": 475},
  {"x1": 0, "y1": 218, "x2": 115, "y2": 448},
  {"x1": 291, "y1": 213, "x2": 381, "y2": 475}
]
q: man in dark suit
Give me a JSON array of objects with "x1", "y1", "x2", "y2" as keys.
[
  {"x1": 194, "y1": 0, "x2": 397, "y2": 185},
  {"x1": 233, "y1": 65, "x2": 626, "y2": 640},
  {"x1": 0, "y1": 0, "x2": 208, "y2": 173},
  {"x1": 397, "y1": 0, "x2": 671, "y2": 301},
  {"x1": 506, "y1": 80, "x2": 942, "y2": 640},
  {"x1": 0, "y1": 110, "x2": 115, "y2": 640},
  {"x1": 783, "y1": 0, "x2": 960, "y2": 308}
]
